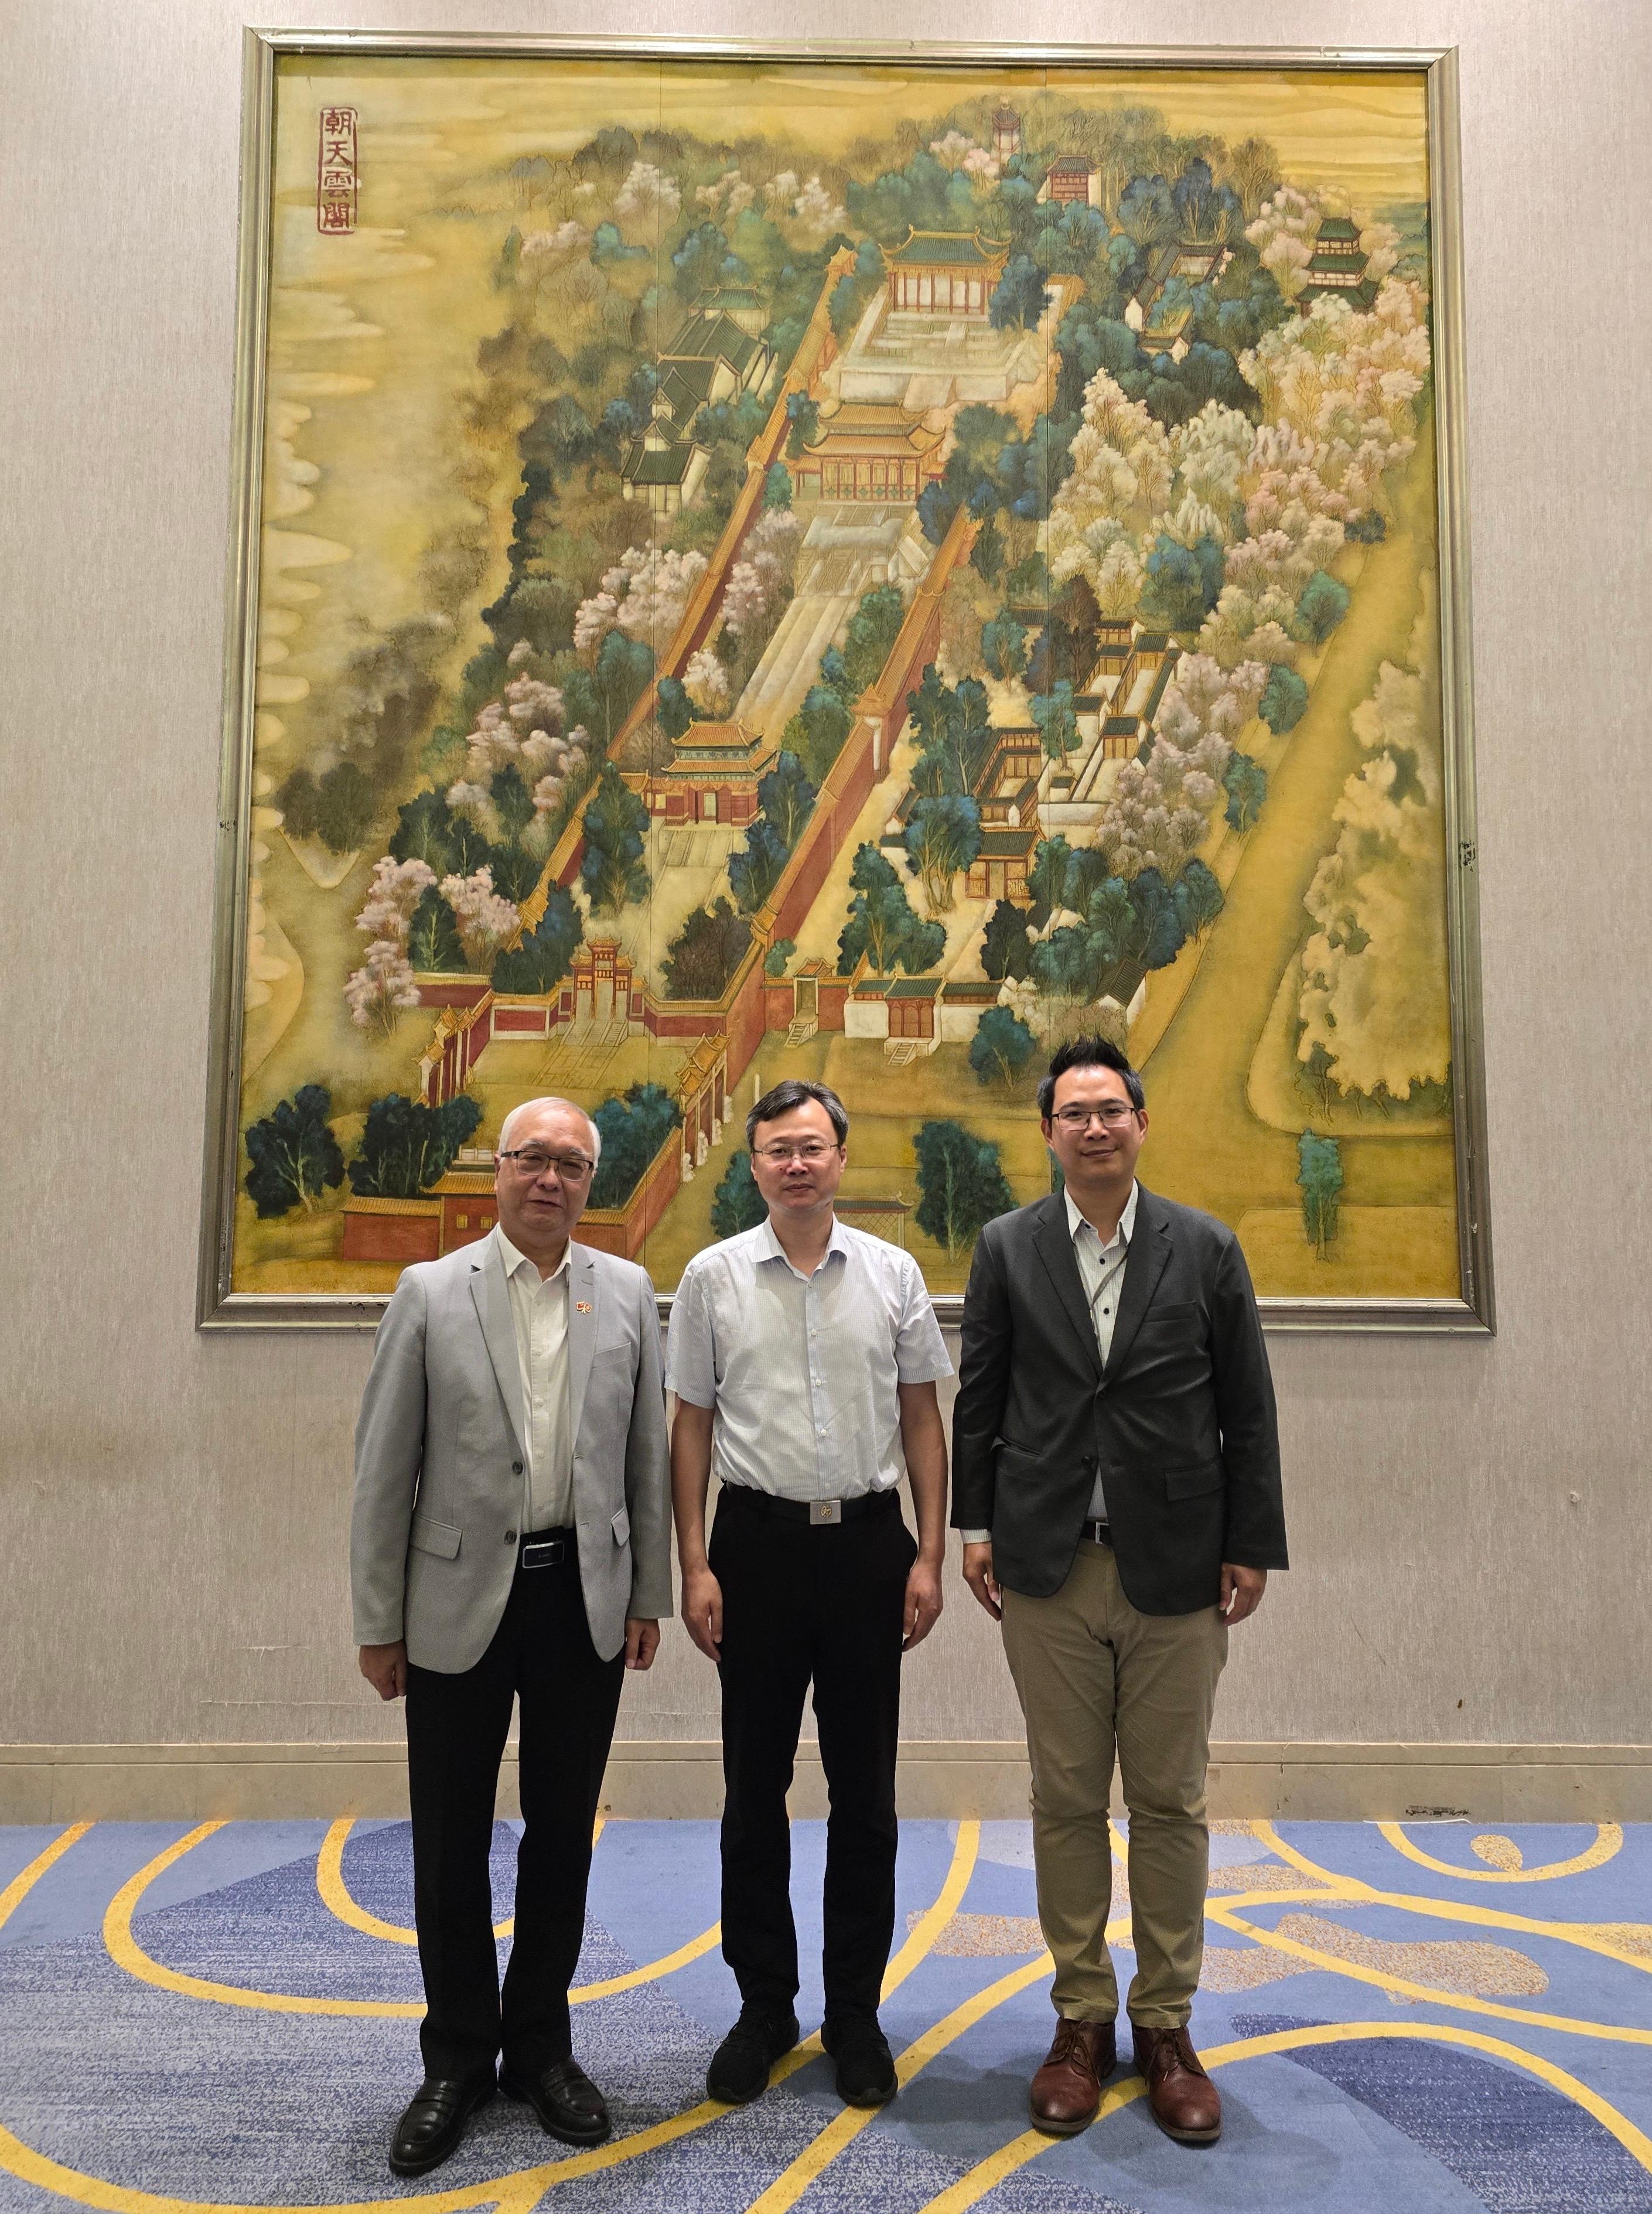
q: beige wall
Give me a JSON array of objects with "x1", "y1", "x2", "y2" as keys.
[{"x1": 1, "y1": 2, "x2": 1647, "y2": 1788}]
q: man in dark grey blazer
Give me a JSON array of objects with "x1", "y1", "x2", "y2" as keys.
[
  {"x1": 953, "y1": 1036, "x2": 1286, "y2": 2148},
  {"x1": 353, "y1": 1094, "x2": 672, "y2": 2177}
]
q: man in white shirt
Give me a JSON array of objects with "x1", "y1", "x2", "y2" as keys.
[
  {"x1": 352, "y1": 1096, "x2": 671, "y2": 2176},
  {"x1": 667, "y1": 1079, "x2": 951, "y2": 2112}
]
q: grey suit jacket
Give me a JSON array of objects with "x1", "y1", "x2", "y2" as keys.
[
  {"x1": 952, "y1": 1185, "x2": 1286, "y2": 1615},
  {"x1": 351, "y1": 1234, "x2": 673, "y2": 1671}
]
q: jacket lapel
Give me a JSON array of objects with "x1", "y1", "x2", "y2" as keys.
[
  {"x1": 566, "y1": 1244, "x2": 599, "y2": 1446},
  {"x1": 1104, "y1": 1184, "x2": 1173, "y2": 1378},
  {"x1": 1032, "y1": 1193, "x2": 1103, "y2": 1380},
  {"x1": 469, "y1": 1239, "x2": 528, "y2": 1462}
]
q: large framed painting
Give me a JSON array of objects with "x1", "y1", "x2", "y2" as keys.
[{"x1": 199, "y1": 34, "x2": 1491, "y2": 1330}]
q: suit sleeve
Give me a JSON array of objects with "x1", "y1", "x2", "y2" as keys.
[
  {"x1": 350, "y1": 1268, "x2": 429, "y2": 1647},
  {"x1": 1210, "y1": 1233, "x2": 1289, "y2": 1571},
  {"x1": 950, "y1": 1221, "x2": 1013, "y2": 1534},
  {"x1": 623, "y1": 1268, "x2": 675, "y2": 1621}
]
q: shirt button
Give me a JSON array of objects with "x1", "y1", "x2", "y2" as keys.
[
  {"x1": 513, "y1": 1461, "x2": 524, "y2": 1474},
  {"x1": 504, "y1": 1530, "x2": 517, "y2": 1545}
]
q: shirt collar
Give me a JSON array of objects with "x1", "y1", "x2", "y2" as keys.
[
  {"x1": 1064, "y1": 1181, "x2": 1138, "y2": 1256},
  {"x1": 756, "y1": 1212, "x2": 852, "y2": 1275},
  {"x1": 494, "y1": 1225, "x2": 572, "y2": 1285}
]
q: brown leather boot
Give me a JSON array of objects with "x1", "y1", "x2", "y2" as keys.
[
  {"x1": 1131, "y1": 2024, "x2": 1221, "y2": 2144},
  {"x1": 1029, "y1": 2016, "x2": 1117, "y2": 2135}
]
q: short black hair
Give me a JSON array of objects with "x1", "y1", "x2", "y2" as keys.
[
  {"x1": 1037, "y1": 1035, "x2": 1145, "y2": 1120},
  {"x1": 746, "y1": 1077, "x2": 849, "y2": 1149}
]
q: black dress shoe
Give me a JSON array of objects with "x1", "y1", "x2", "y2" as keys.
[
  {"x1": 706, "y1": 2004, "x2": 801, "y2": 2103},
  {"x1": 499, "y1": 2057, "x2": 611, "y2": 2146},
  {"x1": 387, "y1": 2071, "x2": 496, "y2": 2177},
  {"x1": 822, "y1": 2015, "x2": 897, "y2": 2107}
]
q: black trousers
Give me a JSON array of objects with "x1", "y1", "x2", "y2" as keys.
[
  {"x1": 709, "y1": 1485, "x2": 916, "y2": 2024},
  {"x1": 405, "y1": 1538, "x2": 623, "y2": 2079}
]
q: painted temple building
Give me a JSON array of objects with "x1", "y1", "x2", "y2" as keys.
[
  {"x1": 789, "y1": 401, "x2": 946, "y2": 503},
  {"x1": 885, "y1": 228, "x2": 1010, "y2": 318},
  {"x1": 642, "y1": 721, "x2": 774, "y2": 826},
  {"x1": 1299, "y1": 216, "x2": 1380, "y2": 309},
  {"x1": 622, "y1": 307, "x2": 774, "y2": 514}
]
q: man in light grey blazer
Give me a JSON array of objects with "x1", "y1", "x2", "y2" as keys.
[{"x1": 352, "y1": 1094, "x2": 672, "y2": 2178}]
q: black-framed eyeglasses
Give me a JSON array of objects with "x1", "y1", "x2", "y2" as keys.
[
  {"x1": 1050, "y1": 1103, "x2": 1140, "y2": 1130},
  {"x1": 497, "y1": 1148, "x2": 596, "y2": 1180}
]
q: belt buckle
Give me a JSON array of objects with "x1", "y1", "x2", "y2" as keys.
[
  {"x1": 808, "y1": 1499, "x2": 842, "y2": 1526},
  {"x1": 522, "y1": 1538, "x2": 564, "y2": 1569}
]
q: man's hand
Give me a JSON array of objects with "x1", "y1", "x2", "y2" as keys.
[
  {"x1": 359, "y1": 1641, "x2": 408, "y2": 1700},
  {"x1": 680, "y1": 1564, "x2": 724, "y2": 1662},
  {"x1": 961, "y1": 1540, "x2": 1002, "y2": 1622},
  {"x1": 624, "y1": 1617, "x2": 660, "y2": 1670},
  {"x1": 902, "y1": 1557, "x2": 943, "y2": 1650},
  {"x1": 1220, "y1": 1563, "x2": 1268, "y2": 1625}
]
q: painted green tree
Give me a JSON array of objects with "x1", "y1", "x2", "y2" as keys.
[
  {"x1": 244, "y1": 1085, "x2": 344, "y2": 1218},
  {"x1": 970, "y1": 1007, "x2": 1036, "y2": 1089},
  {"x1": 581, "y1": 763, "x2": 650, "y2": 915},
  {"x1": 1298, "y1": 1130, "x2": 1344, "y2": 1259},
  {"x1": 711, "y1": 1149, "x2": 768, "y2": 1239},
  {"x1": 349, "y1": 1094, "x2": 483, "y2": 1198},
  {"x1": 913, "y1": 1120, "x2": 1015, "y2": 1256},
  {"x1": 837, "y1": 844, "x2": 945, "y2": 976},
  {"x1": 590, "y1": 1084, "x2": 682, "y2": 1209}
]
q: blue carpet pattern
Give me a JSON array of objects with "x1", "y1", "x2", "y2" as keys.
[{"x1": 0, "y1": 1814, "x2": 1648, "y2": 2210}]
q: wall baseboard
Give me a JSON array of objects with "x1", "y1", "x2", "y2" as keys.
[{"x1": 4, "y1": 1741, "x2": 1650, "y2": 1822}]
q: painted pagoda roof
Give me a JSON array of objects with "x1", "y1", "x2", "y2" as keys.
[
  {"x1": 803, "y1": 402, "x2": 944, "y2": 458},
  {"x1": 1316, "y1": 216, "x2": 1361, "y2": 241},
  {"x1": 665, "y1": 719, "x2": 773, "y2": 771},
  {"x1": 886, "y1": 227, "x2": 1008, "y2": 268},
  {"x1": 656, "y1": 358, "x2": 720, "y2": 411},
  {"x1": 667, "y1": 310, "x2": 763, "y2": 374},
  {"x1": 623, "y1": 441, "x2": 697, "y2": 486}
]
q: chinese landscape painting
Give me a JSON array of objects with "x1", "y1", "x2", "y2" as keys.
[{"x1": 207, "y1": 43, "x2": 1487, "y2": 1322}]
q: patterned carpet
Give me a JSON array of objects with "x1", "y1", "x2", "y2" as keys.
[{"x1": 1, "y1": 1814, "x2": 1649, "y2": 2212}]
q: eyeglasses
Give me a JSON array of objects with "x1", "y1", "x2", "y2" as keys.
[
  {"x1": 752, "y1": 1140, "x2": 839, "y2": 1164},
  {"x1": 1050, "y1": 1103, "x2": 1140, "y2": 1130},
  {"x1": 497, "y1": 1148, "x2": 596, "y2": 1180}
]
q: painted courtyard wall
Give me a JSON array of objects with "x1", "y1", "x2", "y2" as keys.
[{"x1": 0, "y1": 1, "x2": 1647, "y2": 1786}]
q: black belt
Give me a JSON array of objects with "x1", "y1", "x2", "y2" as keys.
[
  {"x1": 1081, "y1": 1519, "x2": 1112, "y2": 1547},
  {"x1": 718, "y1": 1486, "x2": 898, "y2": 1527},
  {"x1": 519, "y1": 1526, "x2": 574, "y2": 1569}
]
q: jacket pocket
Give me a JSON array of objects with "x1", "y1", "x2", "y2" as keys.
[
  {"x1": 409, "y1": 1513, "x2": 462, "y2": 1559},
  {"x1": 611, "y1": 1506, "x2": 631, "y2": 1547},
  {"x1": 1163, "y1": 1464, "x2": 1223, "y2": 1501}
]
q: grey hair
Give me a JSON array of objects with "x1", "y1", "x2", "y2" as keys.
[{"x1": 497, "y1": 1096, "x2": 602, "y2": 1162}]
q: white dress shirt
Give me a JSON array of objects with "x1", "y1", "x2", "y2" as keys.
[
  {"x1": 494, "y1": 1227, "x2": 574, "y2": 1533},
  {"x1": 665, "y1": 1214, "x2": 952, "y2": 1502},
  {"x1": 961, "y1": 1182, "x2": 1137, "y2": 1541}
]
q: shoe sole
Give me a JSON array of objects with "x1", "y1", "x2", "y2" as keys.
[
  {"x1": 387, "y1": 2085, "x2": 495, "y2": 2177},
  {"x1": 1029, "y1": 2103, "x2": 1099, "y2": 2138},
  {"x1": 1150, "y1": 2111, "x2": 1222, "y2": 2145},
  {"x1": 839, "y1": 2082, "x2": 897, "y2": 2109},
  {"x1": 499, "y1": 2072, "x2": 610, "y2": 2146}
]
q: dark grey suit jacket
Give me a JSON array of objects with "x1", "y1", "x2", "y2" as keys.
[{"x1": 951, "y1": 1185, "x2": 1287, "y2": 1615}]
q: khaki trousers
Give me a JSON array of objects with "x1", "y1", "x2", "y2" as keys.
[{"x1": 1001, "y1": 1538, "x2": 1226, "y2": 2028}]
